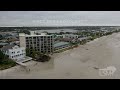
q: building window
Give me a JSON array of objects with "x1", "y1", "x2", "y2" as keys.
[
  {"x1": 37, "y1": 44, "x2": 39, "y2": 46},
  {"x1": 33, "y1": 37, "x2": 36, "y2": 39},
  {"x1": 26, "y1": 40, "x2": 29, "y2": 42},
  {"x1": 41, "y1": 39, "x2": 43, "y2": 41},
  {"x1": 48, "y1": 51, "x2": 50, "y2": 52},
  {"x1": 29, "y1": 37, "x2": 32, "y2": 39},
  {"x1": 37, "y1": 39, "x2": 39, "y2": 41},
  {"x1": 30, "y1": 47, "x2": 33, "y2": 49},
  {"x1": 26, "y1": 37, "x2": 28, "y2": 39},
  {"x1": 26, "y1": 42, "x2": 29, "y2": 44}
]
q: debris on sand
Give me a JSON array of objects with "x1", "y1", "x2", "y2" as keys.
[{"x1": 93, "y1": 67, "x2": 99, "y2": 70}]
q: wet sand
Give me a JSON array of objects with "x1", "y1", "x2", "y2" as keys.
[{"x1": 0, "y1": 32, "x2": 120, "y2": 79}]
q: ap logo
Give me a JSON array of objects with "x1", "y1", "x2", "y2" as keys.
[{"x1": 99, "y1": 66, "x2": 116, "y2": 76}]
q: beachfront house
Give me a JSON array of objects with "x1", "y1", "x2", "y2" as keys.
[{"x1": 1, "y1": 45, "x2": 32, "y2": 62}]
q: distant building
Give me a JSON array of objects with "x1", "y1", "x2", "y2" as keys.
[
  {"x1": 78, "y1": 36, "x2": 92, "y2": 42},
  {"x1": 63, "y1": 34, "x2": 79, "y2": 39},
  {"x1": 56, "y1": 34, "x2": 79, "y2": 39},
  {"x1": 1, "y1": 45, "x2": 27, "y2": 62},
  {"x1": 54, "y1": 41, "x2": 70, "y2": 52},
  {"x1": 0, "y1": 42, "x2": 9, "y2": 46},
  {"x1": 19, "y1": 31, "x2": 54, "y2": 54},
  {"x1": 34, "y1": 29, "x2": 78, "y2": 34},
  {"x1": 56, "y1": 35, "x2": 64, "y2": 38},
  {"x1": 57, "y1": 38, "x2": 73, "y2": 42}
]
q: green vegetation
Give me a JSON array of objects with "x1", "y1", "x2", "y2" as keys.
[
  {"x1": 79, "y1": 40, "x2": 87, "y2": 45},
  {"x1": 0, "y1": 35, "x2": 3, "y2": 40},
  {"x1": 35, "y1": 54, "x2": 51, "y2": 62},
  {"x1": 0, "y1": 51, "x2": 16, "y2": 70},
  {"x1": 26, "y1": 48, "x2": 51, "y2": 62},
  {"x1": 18, "y1": 30, "x2": 30, "y2": 34}
]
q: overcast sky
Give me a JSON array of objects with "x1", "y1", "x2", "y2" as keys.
[{"x1": 0, "y1": 11, "x2": 120, "y2": 26}]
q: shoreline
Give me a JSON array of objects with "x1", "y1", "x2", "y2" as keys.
[{"x1": 0, "y1": 32, "x2": 120, "y2": 79}]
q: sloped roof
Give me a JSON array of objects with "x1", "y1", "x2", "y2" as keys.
[{"x1": 1, "y1": 44, "x2": 15, "y2": 51}]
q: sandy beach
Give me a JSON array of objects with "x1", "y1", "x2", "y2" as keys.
[{"x1": 1, "y1": 32, "x2": 120, "y2": 79}]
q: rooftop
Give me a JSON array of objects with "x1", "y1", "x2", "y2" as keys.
[
  {"x1": 0, "y1": 42, "x2": 9, "y2": 46},
  {"x1": 19, "y1": 33, "x2": 52, "y2": 37},
  {"x1": 54, "y1": 41, "x2": 69, "y2": 48},
  {"x1": 1, "y1": 44, "x2": 15, "y2": 51}
]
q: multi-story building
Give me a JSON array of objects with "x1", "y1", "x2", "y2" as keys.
[
  {"x1": 19, "y1": 31, "x2": 54, "y2": 54},
  {"x1": 1, "y1": 45, "x2": 26, "y2": 61}
]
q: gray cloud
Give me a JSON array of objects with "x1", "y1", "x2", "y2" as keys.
[{"x1": 0, "y1": 11, "x2": 120, "y2": 26}]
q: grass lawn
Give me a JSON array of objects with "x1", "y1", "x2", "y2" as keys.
[{"x1": 0, "y1": 59, "x2": 16, "y2": 70}]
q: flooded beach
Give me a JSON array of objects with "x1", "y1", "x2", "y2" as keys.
[{"x1": 0, "y1": 32, "x2": 120, "y2": 79}]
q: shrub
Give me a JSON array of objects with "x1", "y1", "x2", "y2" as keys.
[
  {"x1": 35, "y1": 54, "x2": 51, "y2": 62},
  {"x1": 0, "y1": 59, "x2": 16, "y2": 70}
]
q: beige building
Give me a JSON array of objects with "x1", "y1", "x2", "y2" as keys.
[{"x1": 19, "y1": 31, "x2": 54, "y2": 54}]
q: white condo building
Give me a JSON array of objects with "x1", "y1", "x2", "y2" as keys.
[
  {"x1": 1, "y1": 45, "x2": 26, "y2": 61},
  {"x1": 19, "y1": 31, "x2": 54, "y2": 54}
]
